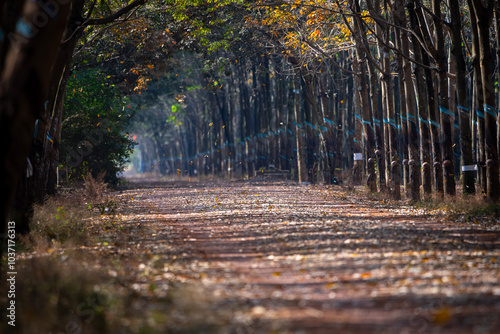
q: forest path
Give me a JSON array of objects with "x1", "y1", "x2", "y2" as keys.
[{"x1": 103, "y1": 178, "x2": 500, "y2": 333}]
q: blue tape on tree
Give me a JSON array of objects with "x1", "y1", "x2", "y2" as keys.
[
  {"x1": 457, "y1": 105, "x2": 468, "y2": 113},
  {"x1": 429, "y1": 120, "x2": 440, "y2": 128},
  {"x1": 362, "y1": 119, "x2": 373, "y2": 129},
  {"x1": 476, "y1": 109, "x2": 485, "y2": 119},
  {"x1": 304, "y1": 121, "x2": 316, "y2": 129},
  {"x1": 484, "y1": 104, "x2": 497, "y2": 118},
  {"x1": 16, "y1": 19, "x2": 34, "y2": 38},
  {"x1": 33, "y1": 119, "x2": 39, "y2": 139},
  {"x1": 440, "y1": 106, "x2": 455, "y2": 117},
  {"x1": 323, "y1": 117, "x2": 335, "y2": 125}
]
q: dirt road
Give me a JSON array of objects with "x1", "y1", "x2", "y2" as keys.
[{"x1": 89, "y1": 179, "x2": 500, "y2": 333}]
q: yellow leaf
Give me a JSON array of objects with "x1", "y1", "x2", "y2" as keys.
[
  {"x1": 432, "y1": 307, "x2": 452, "y2": 325},
  {"x1": 209, "y1": 122, "x2": 213, "y2": 127},
  {"x1": 272, "y1": 272, "x2": 281, "y2": 277},
  {"x1": 360, "y1": 272, "x2": 371, "y2": 279}
]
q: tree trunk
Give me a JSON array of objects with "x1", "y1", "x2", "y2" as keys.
[
  {"x1": 450, "y1": 0, "x2": 475, "y2": 195},
  {"x1": 433, "y1": 0, "x2": 456, "y2": 197},
  {"x1": 352, "y1": 0, "x2": 376, "y2": 192},
  {"x1": 1, "y1": 1, "x2": 71, "y2": 234},
  {"x1": 293, "y1": 78, "x2": 307, "y2": 184},
  {"x1": 470, "y1": 0, "x2": 499, "y2": 201},
  {"x1": 400, "y1": 1, "x2": 420, "y2": 201}
]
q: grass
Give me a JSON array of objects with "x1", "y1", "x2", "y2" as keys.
[
  {"x1": 26, "y1": 196, "x2": 89, "y2": 251},
  {"x1": 0, "y1": 252, "x2": 234, "y2": 334}
]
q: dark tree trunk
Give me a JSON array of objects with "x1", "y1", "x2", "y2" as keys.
[
  {"x1": 433, "y1": 0, "x2": 456, "y2": 197},
  {"x1": 450, "y1": 0, "x2": 475, "y2": 195},
  {"x1": 470, "y1": 0, "x2": 499, "y2": 201},
  {"x1": 0, "y1": 1, "x2": 71, "y2": 235}
]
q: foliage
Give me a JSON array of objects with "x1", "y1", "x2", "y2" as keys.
[{"x1": 62, "y1": 68, "x2": 136, "y2": 185}]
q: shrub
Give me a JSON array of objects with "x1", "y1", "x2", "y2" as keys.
[
  {"x1": 28, "y1": 196, "x2": 89, "y2": 250},
  {"x1": 61, "y1": 68, "x2": 136, "y2": 186}
]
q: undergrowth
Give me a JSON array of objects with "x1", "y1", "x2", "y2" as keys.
[
  {"x1": 24, "y1": 172, "x2": 112, "y2": 251},
  {"x1": 3, "y1": 174, "x2": 239, "y2": 334},
  {"x1": 27, "y1": 196, "x2": 90, "y2": 251}
]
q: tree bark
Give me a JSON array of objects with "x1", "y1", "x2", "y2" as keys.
[
  {"x1": 1, "y1": 0, "x2": 71, "y2": 234},
  {"x1": 470, "y1": 0, "x2": 499, "y2": 201},
  {"x1": 449, "y1": 0, "x2": 475, "y2": 195},
  {"x1": 433, "y1": 0, "x2": 456, "y2": 196}
]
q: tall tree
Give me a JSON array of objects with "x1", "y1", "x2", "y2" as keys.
[
  {"x1": 0, "y1": 0, "x2": 71, "y2": 235},
  {"x1": 470, "y1": 0, "x2": 499, "y2": 201},
  {"x1": 449, "y1": 0, "x2": 475, "y2": 194}
]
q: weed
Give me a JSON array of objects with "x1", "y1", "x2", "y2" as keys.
[
  {"x1": 465, "y1": 203, "x2": 500, "y2": 221},
  {"x1": 83, "y1": 171, "x2": 108, "y2": 203},
  {"x1": 95, "y1": 198, "x2": 119, "y2": 216}
]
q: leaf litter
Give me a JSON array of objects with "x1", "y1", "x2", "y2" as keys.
[{"x1": 7, "y1": 179, "x2": 500, "y2": 333}]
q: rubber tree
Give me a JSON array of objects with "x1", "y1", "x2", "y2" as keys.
[
  {"x1": 433, "y1": 0, "x2": 456, "y2": 196},
  {"x1": 470, "y1": 0, "x2": 499, "y2": 201},
  {"x1": 0, "y1": 0, "x2": 71, "y2": 236},
  {"x1": 449, "y1": 0, "x2": 475, "y2": 194}
]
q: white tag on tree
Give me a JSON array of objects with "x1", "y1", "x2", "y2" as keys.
[{"x1": 461, "y1": 165, "x2": 477, "y2": 172}]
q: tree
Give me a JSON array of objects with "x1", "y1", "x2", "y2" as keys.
[
  {"x1": 0, "y1": 0, "x2": 71, "y2": 236},
  {"x1": 7, "y1": 0, "x2": 148, "y2": 234},
  {"x1": 61, "y1": 68, "x2": 135, "y2": 185}
]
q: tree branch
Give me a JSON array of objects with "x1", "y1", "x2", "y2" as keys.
[{"x1": 84, "y1": 0, "x2": 146, "y2": 26}]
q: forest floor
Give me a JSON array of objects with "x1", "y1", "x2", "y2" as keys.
[{"x1": 3, "y1": 176, "x2": 500, "y2": 333}]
